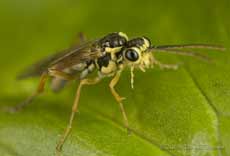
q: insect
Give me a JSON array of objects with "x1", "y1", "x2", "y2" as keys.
[{"x1": 9, "y1": 32, "x2": 225, "y2": 155}]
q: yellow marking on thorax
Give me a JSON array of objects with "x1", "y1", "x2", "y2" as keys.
[
  {"x1": 105, "y1": 46, "x2": 122, "y2": 60},
  {"x1": 118, "y1": 32, "x2": 129, "y2": 41},
  {"x1": 101, "y1": 60, "x2": 117, "y2": 74}
]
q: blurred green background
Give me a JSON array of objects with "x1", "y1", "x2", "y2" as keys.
[{"x1": 0, "y1": 0, "x2": 230, "y2": 156}]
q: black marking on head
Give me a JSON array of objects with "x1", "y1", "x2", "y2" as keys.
[
  {"x1": 99, "y1": 32, "x2": 127, "y2": 48},
  {"x1": 97, "y1": 53, "x2": 111, "y2": 68},
  {"x1": 126, "y1": 37, "x2": 151, "y2": 49},
  {"x1": 126, "y1": 37, "x2": 144, "y2": 48}
]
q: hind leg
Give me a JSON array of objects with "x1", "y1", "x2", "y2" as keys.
[
  {"x1": 5, "y1": 72, "x2": 48, "y2": 113},
  {"x1": 5, "y1": 70, "x2": 75, "y2": 113},
  {"x1": 77, "y1": 32, "x2": 87, "y2": 43}
]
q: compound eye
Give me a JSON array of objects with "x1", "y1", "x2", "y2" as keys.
[{"x1": 125, "y1": 49, "x2": 139, "y2": 62}]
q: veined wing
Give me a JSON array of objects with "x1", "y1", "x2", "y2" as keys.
[{"x1": 17, "y1": 39, "x2": 101, "y2": 79}]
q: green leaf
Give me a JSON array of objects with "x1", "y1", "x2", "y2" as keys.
[{"x1": 0, "y1": 0, "x2": 229, "y2": 156}]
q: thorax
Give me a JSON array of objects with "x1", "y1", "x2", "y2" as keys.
[{"x1": 95, "y1": 48, "x2": 123, "y2": 77}]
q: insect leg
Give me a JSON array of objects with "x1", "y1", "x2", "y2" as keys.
[
  {"x1": 109, "y1": 72, "x2": 130, "y2": 133},
  {"x1": 130, "y1": 66, "x2": 135, "y2": 89},
  {"x1": 153, "y1": 59, "x2": 179, "y2": 70},
  {"x1": 5, "y1": 72, "x2": 48, "y2": 113},
  {"x1": 78, "y1": 32, "x2": 87, "y2": 43},
  {"x1": 56, "y1": 77, "x2": 101, "y2": 155},
  {"x1": 73, "y1": 32, "x2": 87, "y2": 45}
]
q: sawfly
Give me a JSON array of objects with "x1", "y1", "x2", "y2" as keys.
[{"x1": 7, "y1": 32, "x2": 225, "y2": 155}]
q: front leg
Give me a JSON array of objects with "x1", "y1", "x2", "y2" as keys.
[
  {"x1": 109, "y1": 72, "x2": 126, "y2": 103},
  {"x1": 153, "y1": 59, "x2": 180, "y2": 70}
]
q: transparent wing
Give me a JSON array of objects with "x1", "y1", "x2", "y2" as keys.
[{"x1": 17, "y1": 39, "x2": 100, "y2": 79}]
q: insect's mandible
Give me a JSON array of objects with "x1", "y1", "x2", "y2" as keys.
[{"x1": 9, "y1": 32, "x2": 225, "y2": 156}]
